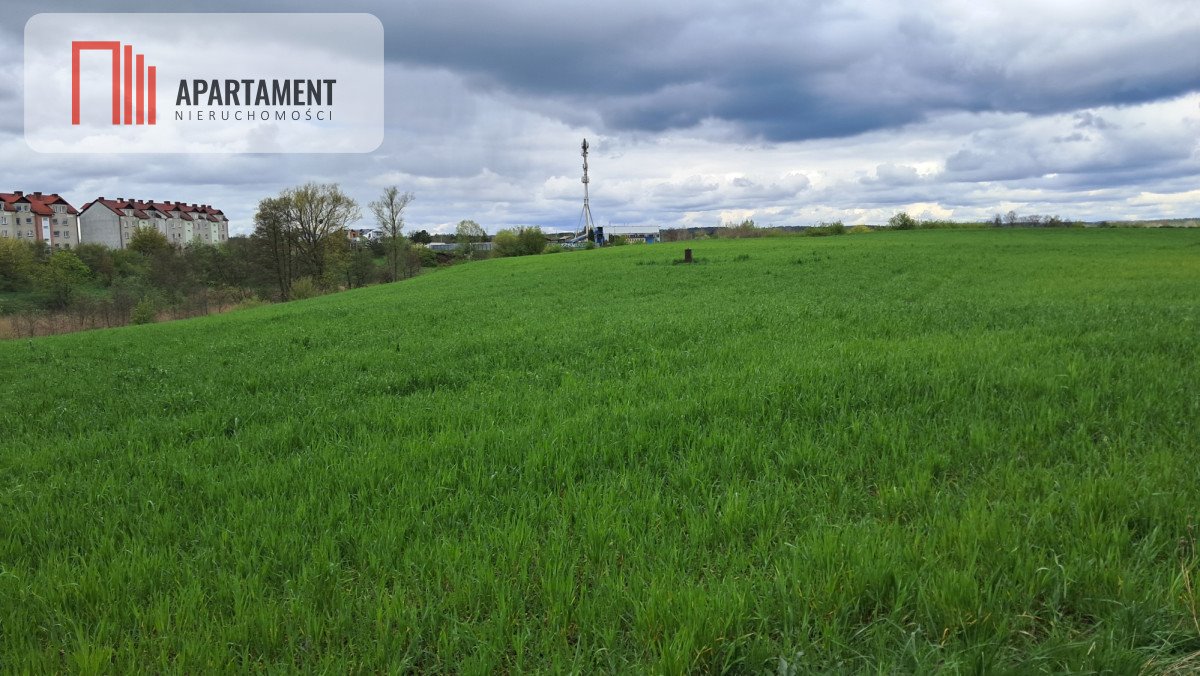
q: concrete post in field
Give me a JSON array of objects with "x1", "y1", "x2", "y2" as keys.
[{"x1": 684, "y1": 248, "x2": 693, "y2": 263}]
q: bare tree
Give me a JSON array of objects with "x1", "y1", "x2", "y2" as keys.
[
  {"x1": 252, "y1": 196, "x2": 296, "y2": 300},
  {"x1": 283, "y1": 183, "x2": 361, "y2": 282},
  {"x1": 369, "y1": 187, "x2": 414, "y2": 280}
]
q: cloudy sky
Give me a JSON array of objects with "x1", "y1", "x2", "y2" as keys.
[{"x1": 2, "y1": 0, "x2": 1199, "y2": 234}]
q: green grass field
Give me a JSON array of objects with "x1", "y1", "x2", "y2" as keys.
[{"x1": 2, "y1": 229, "x2": 1199, "y2": 673}]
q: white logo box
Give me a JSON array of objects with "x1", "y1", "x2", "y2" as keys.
[{"x1": 25, "y1": 13, "x2": 384, "y2": 153}]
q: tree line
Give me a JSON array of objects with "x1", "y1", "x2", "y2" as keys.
[
  {"x1": 0, "y1": 182, "x2": 567, "y2": 337},
  {"x1": 0, "y1": 183, "x2": 423, "y2": 334}
]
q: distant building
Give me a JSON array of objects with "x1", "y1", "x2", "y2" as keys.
[
  {"x1": 543, "y1": 231, "x2": 577, "y2": 243},
  {"x1": 604, "y1": 225, "x2": 661, "y2": 244},
  {"x1": 0, "y1": 191, "x2": 81, "y2": 249},
  {"x1": 346, "y1": 227, "x2": 381, "y2": 244},
  {"x1": 78, "y1": 197, "x2": 229, "y2": 249}
]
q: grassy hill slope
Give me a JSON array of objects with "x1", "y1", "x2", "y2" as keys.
[{"x1": 2, "y1": 229, "x2": 1199, "y2": 672}]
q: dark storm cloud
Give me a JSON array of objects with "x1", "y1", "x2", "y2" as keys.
[
  {"x1": 3, "y1": 0, "x2": 1198, "y2": 142},
  {"x1": 376, "y1": 1, "x2": 1200, "y2": 140}
]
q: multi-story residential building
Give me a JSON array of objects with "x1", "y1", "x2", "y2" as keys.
[
  {"x1": 0, "y1": 191, "x2": 81, "y2": 249},
  {"x1": 78, "y1": 197, "x2": 229, "y2": 249}
]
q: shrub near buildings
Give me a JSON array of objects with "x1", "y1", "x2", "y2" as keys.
[
  {"x1": 493, "y1": 226, "x2": 547, "y2": 257},
  {"x1": 0, "y1": 238, "x2": 35, "y2": 292}
]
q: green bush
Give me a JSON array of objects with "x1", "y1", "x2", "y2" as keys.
[
  {"x1": 716, "y1": 219, "x2": 763, "y2": 238},
  {"x1": 37, "y1": 250, "x2": 92, "y2": 309},
  {"x1": 417, "y1": 246, "x2": 439, "y2": 268},
  {"x1": 131, "y1": 298, "x2": 157, "y2": 325},
  {"x1": 889, "y1": 212, "x2": 917, "y2": 230},
  {"x1": 290, "y1": 277, "x2": 320, "y2": 300},
  {"x1": 805, "y1": 221, "x2": 846, "y2": 237},
  {"x1": 493, "y1": 230, "x2": 520, "y2": 257},
  {"x1": 0, "y1": 239, "x2": 36, "y2": 291},
  {"x1": 494, "y1": 227, "x2": 548, "y2": 257},
  {"x1": 234, "y1": 297, "x2": 266, "y2": 311}
]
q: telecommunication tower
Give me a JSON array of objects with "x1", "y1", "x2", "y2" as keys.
[{"x1": 579, "y1": 138, "x2": 600, "y2": 242}]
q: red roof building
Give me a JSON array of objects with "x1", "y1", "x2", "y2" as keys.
[
  {"x1": 78, "y1": 197, "x2": 229, "y2": 249},
  {"x1": 0, "y1": 191, "x2": 81, "y2": 248}
]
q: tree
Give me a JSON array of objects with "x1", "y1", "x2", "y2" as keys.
[
  {"x1": 112, "y1": 248, "x2": 149, "y2": 285},
  {"x1": 415, "y1": 246, "x2": 439, "y2": 268},
  {"x1": 367, "y1": 238, "x2": 386, "y2": 257},
  {"x1": 221, "y1": 236, "x2": 275, "y2": 294},
  {"x1": 492, "y1": 229, "x2": 520, "y2": 257},
  {"x1": 719, "y1": 219, "x2": 762, "y2": 238},
  {"x1": 888, "y1": 212, "x2": 917, "y2": 230},
  {"x1": 346, "y1": 246, "x2": 377, "y2": 288},
  {"x1": 661, "y1": 228, "x2": 693, "y2": 242},
  {"x1": 128, "y1": 227, "x2": 172, "y2": 256},
  {"x1": 0, "y1": 238, "x2": 36, "y2": 291},
  {"x1": 368, "y1": 187, "x2": 414, "y2": 281},
  {"x1": 282, "y1": 183, "x2": 361, "y2": 282},
  {"x1": 131, "y1": 297, "x2": 158, "y2": 325},
  {"x1": 517, "y1": 227, "x2": 547, "y2": 255},
  {"x1": 455, "y1": 220, "x2": 487, "y2": 259},
  {"x1": 409, "y1": 229, "x2": 433, "y2": 245},
  {"x1": 181, "y1": 242, "x2": 224, "y2": 290},
  {"x1": 126, "y1": 227, "x2": 185, "y2": 296},
  {"x1": 494, "y1": 226, "x2": 547, "y2": 257},
  {"x1": 38, "y1": 250, "x2": 91, "y2": 309},
  {"x1": 74, "y1": 243, "x2": 116, "y2": 286},
  {"x1": 321, "y1": 236, "x2": 352, "y2": 289},
  {"x1": 252, "y1": 196, "x2": 297, "y2": 300}
]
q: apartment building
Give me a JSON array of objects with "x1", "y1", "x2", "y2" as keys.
[
  {"x1": 78, "y1": 197, "x2": 229, "y2": 249},
  {"x1": 0, "y1": 191, "x2": 81, "y2": 248}
]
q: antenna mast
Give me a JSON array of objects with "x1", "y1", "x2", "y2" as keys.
[{"x1": 579, "y1": 138, "x2": 597, "y2": 241}]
